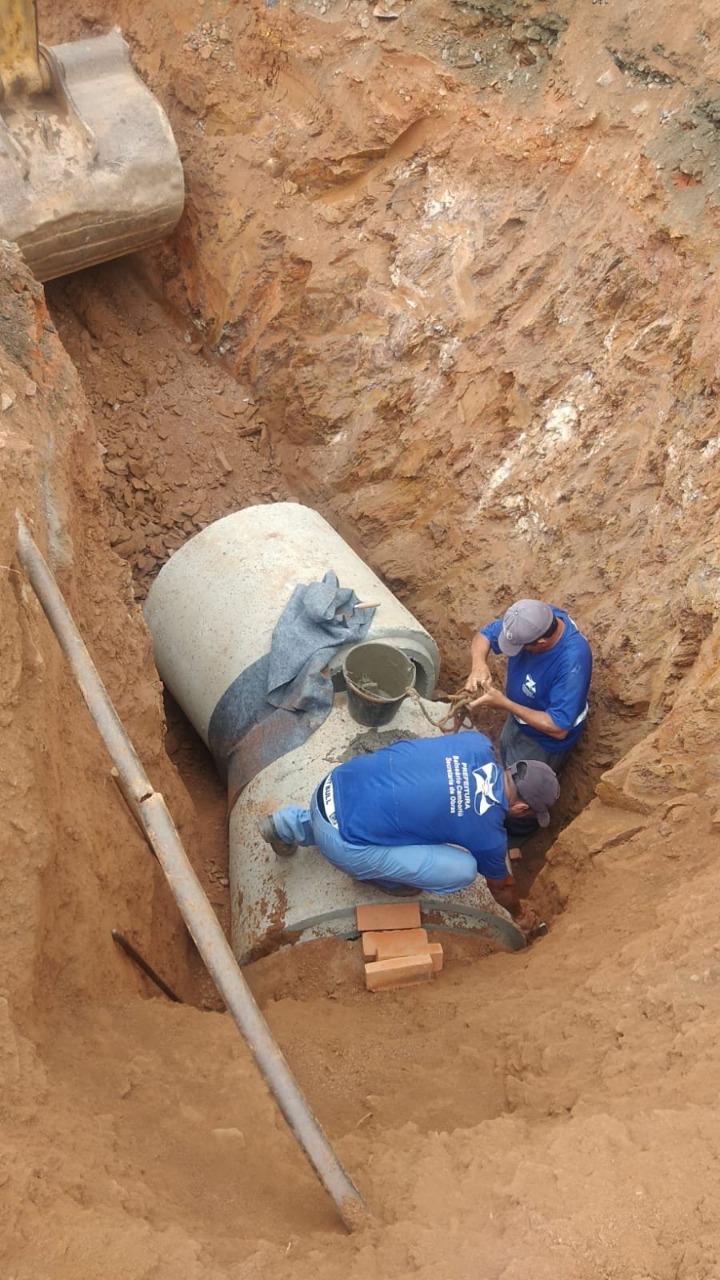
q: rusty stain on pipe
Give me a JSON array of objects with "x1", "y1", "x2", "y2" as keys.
[{"x1": 15, "y1": 513, "x2": 370, "y2": 1232}]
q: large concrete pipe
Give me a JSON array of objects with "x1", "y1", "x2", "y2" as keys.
[
  {"x1": 143, "y1": 502, "x2": 440, "y2": 748},
  {"x1": 143, "y1": 503, "x2": 524, "y2": 962}
]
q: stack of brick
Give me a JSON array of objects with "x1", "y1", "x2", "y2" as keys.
[{"x1": 355, "y1": 902, "x2": 444, "y2": 991}]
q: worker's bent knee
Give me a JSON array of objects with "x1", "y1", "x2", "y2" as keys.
[
  {"x1": 436, "y1": 863, "x2": 477, "y2": 894},
  {"x1": 408, "y1": 845, "x2": 477, "y2": 895}
]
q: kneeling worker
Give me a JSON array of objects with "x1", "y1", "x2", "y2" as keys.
[
  {"x1": 466, "y1": 597, "x2": 591, "y2": 847},
  {"x1": 257, "y1": 731, "x2": 560, "y2": 926}
]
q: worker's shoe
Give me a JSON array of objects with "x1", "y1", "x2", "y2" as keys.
[
  {"x1": 367, "y1": 880, "x2": 421, "y2": 897},
  {"x1": 257, "y1": 814, "x2": 297, "y2": 857}
]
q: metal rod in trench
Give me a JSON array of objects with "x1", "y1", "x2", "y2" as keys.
[
  {"x1": 15, "y1": 514, "x2": 369, "y2": 1232},
  {"x1": 111, "y1": 929, "x2": 183, "y2": 1003}
]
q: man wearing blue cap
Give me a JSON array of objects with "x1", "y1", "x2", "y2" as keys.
[{"x1": 465, "y1": 599, "x2": 592, "y2": 842}]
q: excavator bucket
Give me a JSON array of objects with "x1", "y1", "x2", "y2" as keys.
[{"x1": 0, "y1": 1, "x2": 184, "y2": 281}]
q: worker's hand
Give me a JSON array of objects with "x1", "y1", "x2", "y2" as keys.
[
  {"x1": 469, "y1": 685, "x2": 506, "y2": 711},
  {"x1": 465, "y1": 663, "x2": 492, "y2": 693},
  {"x1": 513, "y1": 902, "x2": 540, "y2": 938}
]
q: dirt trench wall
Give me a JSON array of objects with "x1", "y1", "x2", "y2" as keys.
[
  {"x1": 0, "y1": 247, "x2": 195, "y2": 1023},
  {"x1": 538, "y1": 616, "x2": 720, "y2": 918}
]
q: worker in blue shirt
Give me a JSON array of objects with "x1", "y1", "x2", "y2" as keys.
[
  {"x1": 465, "y1": 598, "x2": 592, "y2": 843},
  {"x1": 257, "y1": 730, "x2": 560, "y2": 924}
]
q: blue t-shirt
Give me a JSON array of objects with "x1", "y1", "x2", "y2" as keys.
[
  {"x1": 331, "y1": 731, "x2": 509, "y2": 879},
  {"x1": 480, "y1": 607, "x2": 592, "y2": 752}
]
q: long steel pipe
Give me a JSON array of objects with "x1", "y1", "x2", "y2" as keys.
[{"x1": 15, "y1": 514, "x2": 369, "y2": 1231}]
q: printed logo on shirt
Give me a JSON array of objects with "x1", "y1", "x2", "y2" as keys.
[
  {"x1": 446, "y1": 753, "x2": 472, "y2": 816},
  {"x1": 472, "y1": 762, "x2": 503, "y2": 816},
  {"x1": 521, "y1": 673, "x2": 537, "y2": 698}
]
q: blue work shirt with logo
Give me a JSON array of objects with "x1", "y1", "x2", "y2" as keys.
[
  {"x1": 479, "y1": 606, "x2": 592, "y2": 753},
  {"x1": 330, "y1": 731, "x2": 509, "y2": 879}
]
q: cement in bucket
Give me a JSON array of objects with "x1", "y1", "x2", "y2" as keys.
[{"x1": 343, "y1": 641, "x2": 416, "y2": 727}]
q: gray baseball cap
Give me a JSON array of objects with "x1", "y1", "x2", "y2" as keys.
[
  {"x1": 498, "y1": 599, "x2": 554, "y2": 656},
  {"x1": 510, "y1": 760, "x2": 560, "y2": 827}
]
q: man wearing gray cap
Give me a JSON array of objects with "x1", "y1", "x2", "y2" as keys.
[{"x1": 465, "y1": 599, "x2": 592, "y2": 841}]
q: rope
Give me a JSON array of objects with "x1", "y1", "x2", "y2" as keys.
[{"x1": 404, "y1": 686, "x2": 476, "y2": 733}]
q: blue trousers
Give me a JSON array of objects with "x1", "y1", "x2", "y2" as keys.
[{"x1": 272, "y1": 784, "x2": 477, "y2": 895}]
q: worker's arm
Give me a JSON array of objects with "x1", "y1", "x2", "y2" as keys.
[
  {"x1": 486, "y1": 875, "x2": 538, "y2": 936},
  {"x1": 465, "y1": 631, "x2": 493, "y2": 693},
  {"x1": 469, "y1": 687, "x2": 569, "y2": 739},
  {"x1": 485, "y1": 872, "x2": 522, "y2": 917}
]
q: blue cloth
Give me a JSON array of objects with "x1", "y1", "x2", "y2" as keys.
[
  {"x1": 272, "y1": 731, "x2": 510, "y2": 887},
  {"x1": 207, "y1": 571, "x2": 376, "y2": 795},
  {"x1": 480, "y1": 607, "x2": 592, "y2": 753},
  {"x1": 273, "y1": 788, "x2": 479, "y2": 895}
]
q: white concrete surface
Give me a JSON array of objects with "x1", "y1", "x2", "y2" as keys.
[{"x1": 144, "y1": 502, "x2": 440, "y2": 744}]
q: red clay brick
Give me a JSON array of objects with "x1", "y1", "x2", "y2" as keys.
[
  {"x1": 355, "y1": 901, "x2": 421, "y2": 933},
  {"x1": 365, "y1": 953, "x2": 433, "y2": 992},
  {"x1": 361, "y1": 928, "x2": 429, "y2": 961},
  {"x1": 427, "y1": 942, "x2": 444, "y2": 973}
]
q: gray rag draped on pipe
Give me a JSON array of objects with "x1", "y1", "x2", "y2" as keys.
[{"x1": 208, "y1": 571, "x2": 376, "y2": 796}]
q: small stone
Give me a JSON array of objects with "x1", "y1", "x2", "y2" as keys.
[
  {"x1": 1, "y1": 392, "x2": 15, "y2": 411},
  {"x1": 214, "y1": 445, "x2": 233, "y2": 473},
  {"x1": 24, "y1": 380, "x2": 37, "y2": 396}
]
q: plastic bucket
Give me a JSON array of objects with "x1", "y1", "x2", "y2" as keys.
[{"x1": 342, "y1": 641, "x2": 416, "y2": 727}]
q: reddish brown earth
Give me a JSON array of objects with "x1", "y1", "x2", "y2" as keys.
[{"x1": 3, "y1": 0, "x2": 720, "y2": 1275}]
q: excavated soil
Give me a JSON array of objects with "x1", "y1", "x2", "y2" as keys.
[{"x1": 3, "y1": 0, "x2": 720, "y2": 1275}]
